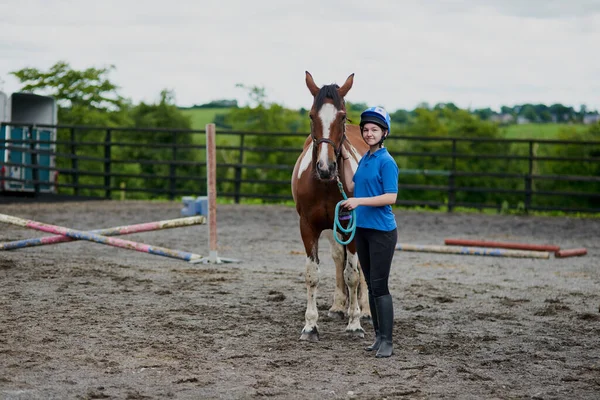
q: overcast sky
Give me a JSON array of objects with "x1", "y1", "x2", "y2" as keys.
[{"x1": 1, "y1": 0, "x2": 599, "y2": 112}]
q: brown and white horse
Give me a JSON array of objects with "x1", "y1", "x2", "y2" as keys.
[{"x1": 291, "y1": 71, "x2": 370, "y2": 341}]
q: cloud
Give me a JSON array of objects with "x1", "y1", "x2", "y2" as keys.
[
  {"x1": 1, "y1": 0, "x2": 599, "y2": 112},
  {"x1": 421, "y1": 0, "x2": 600, "y2": 19}
]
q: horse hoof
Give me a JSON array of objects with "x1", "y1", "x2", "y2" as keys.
[
  {"x1": 346, "y1": 328, "x2": 365, "y2": 338},
  {"x1": 300, "y1": 329, "x2": 320, "y2": 342},
  {"x1": 328, "y1": 310, "x2": 345, "y2": 320}
]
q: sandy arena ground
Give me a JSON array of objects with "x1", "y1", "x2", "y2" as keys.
[{"x1": 1, "y1": 201, "x2": 599, "y2": 399}]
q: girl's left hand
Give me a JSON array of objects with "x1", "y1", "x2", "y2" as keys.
[{"x1": 341, "y1": 197, "x2": 361, "y2": 211}]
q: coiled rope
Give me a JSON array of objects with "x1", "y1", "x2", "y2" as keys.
[{"x1": 333, "y1": 179, "x2": 356, "y2": 245}]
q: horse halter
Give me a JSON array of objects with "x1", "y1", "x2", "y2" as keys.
[{"x1": 311, "y1": 133, "x2": 346, "y2": 160}]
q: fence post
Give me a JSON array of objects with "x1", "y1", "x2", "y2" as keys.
[
  {"x1": 104, "y1": 128, "x2": 112, "y2": 199},
  {"x1": 525, "y1": 140, "x2": 534, "y2": 213},
  {"x1": 447, "y1": 138, "x2": 457, "y2": 212},
  {"x1": 234, "y1": 133, "x2": 245, "y2": 204},
  {"x1": 28, "y1": 124, "x2": 40, "y2": 195},
  {"x1": 169, "y1": 131, "x2": 177, "y2": 201},
  {"x1": 70, "y1": 127, "x2": 79, "y2": 196}
]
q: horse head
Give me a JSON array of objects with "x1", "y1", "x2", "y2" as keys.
[{"x1": 305, "y1": 71, "x2": 354, "y2": 181}]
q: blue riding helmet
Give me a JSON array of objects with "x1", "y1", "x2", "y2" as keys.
[{"x1": 360, "y1": 106, "x2": 391, "y2": 133}]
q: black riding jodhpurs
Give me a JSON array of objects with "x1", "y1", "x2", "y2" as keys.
[{"x1": 354, "y1": 227, "x2": 398, "y2": 298}]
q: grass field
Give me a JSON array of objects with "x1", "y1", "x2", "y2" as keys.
[
  {"x1": 499, "y1": 123, "x2": 588, "y2": 139},
  {"x1": 179, "y1": 108, "x2": 231, "y2": 130},
  {"x1": 179, "y1": 107, "x2": 589, "y2": 140}
]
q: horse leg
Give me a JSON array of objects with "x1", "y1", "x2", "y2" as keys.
[
  {"x1": 344, "y1": 239, "x2": 371, "y2": 323},
  {"x1": 324, "y1": 230, "x2": 348, "y2": 320},
  {"x1": 343, "y1": 247, "x2": 365, "y2": 337},
  {"x1": 300, "y1": 221, "x2": 321, "y2": 342},
  {"x1": 358, "y1": 266, "x2": 371, "y2": 321},
  {"x1": 327, "y1": 232, "x2": 365, "y2": 337}
]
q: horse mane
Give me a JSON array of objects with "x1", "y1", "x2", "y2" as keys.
[{"x1": 314, "y1": 84, "x2": 344, "y2": 110}]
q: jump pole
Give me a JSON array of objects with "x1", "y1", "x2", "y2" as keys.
[
  {"x1": 395, "y1": 243, "x2": 550, "y2": 259},
  {"x1": 0, "y1": 213, "x2": 204, "y2": 262},
  {"x1": 190, "y1": 123, "x2": 239, "y2": 264},
  {"x1": 444, "y1": 238, "x2": 560, "y2": 253},
  {"x1": 555, "y1": 248, "x2": 587, "y2": 258},
  {"x1": 0, "y1": 216, "x2": 206, "y2": 251}
]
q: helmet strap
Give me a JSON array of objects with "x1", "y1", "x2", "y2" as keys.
[{"x1": 377, "y1": 131, "x2": 389, "y2": 147}]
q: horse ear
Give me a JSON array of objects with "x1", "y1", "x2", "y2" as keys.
[
  {"x1": 338, "y1": 73, "x2": 354, "y2": 97},
  {"x1": 305, "y1": 71, "x2": 320, "y2": 97}
]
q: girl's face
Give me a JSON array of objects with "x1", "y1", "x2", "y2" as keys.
[{"x1": 361, "y1": 123, "x2": 387, "y2": 147}]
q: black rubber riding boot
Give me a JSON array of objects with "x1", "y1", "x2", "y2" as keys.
[
  {"x1": 365, "y1": 294, "x2": 381, "y2": 351},
  {"x1": 375, "y1": 294, "x2": 394, "y2": 358}
]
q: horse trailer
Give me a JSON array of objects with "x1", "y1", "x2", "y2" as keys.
[{"x1": 0, "y1": 91, "x2": 58, "y2": 193}]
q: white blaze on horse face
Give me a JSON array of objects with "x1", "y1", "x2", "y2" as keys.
[
  {"x1": 317, "y1": 103, "x2": 338, "y2": 166},
  {"x1": 296, "y1": 142, "x2": 313, "y2": 180}
]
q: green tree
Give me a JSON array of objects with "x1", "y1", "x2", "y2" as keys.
[
  {"x1": 347, "y1": 101, "x2": 368, "y2": 112},
  {"x1": 130, "y1": 90, "x2": 191, "y2": 129},
  {"x1": 395, "y1": 107, "x2": 514, "y2": 207},
  {"x1": 473, "y1": 108, "x2": 494, "y2": 121},
  {"x1": 434, "y1": 102, "x2": 459, "y2": 112},
  {"x1": 192, "y1": 99, "x2": 238, "y2": 108},
  {"x1": 115, "y1": 90, "x2": 197, "y2": 198},
  {"x1": 10, "y1": 60, "x2": 131, "y2": 126},
  {"x1": 549, "y1": 103, "x2": 575, "y2": 122},
  {"x1": 520, "y1": 104, "x2": 537, "y2": 122},
  {"x1": 10, "y1": 61, "x2": 199, "y2": 199},
  {"x1": 234, "y1": 83, "x2": 268, "y2": 107},
  {"x1": 390, "y1": 109, "x2": 411, "y2": 124},
  {"x1": 531, "y1": 123, "x2": 600, "y2": 209},
  {"x1": 225, "y1": 85, "x2": 309, "y2": 133},
  {"x1": 221, "y1": 84, "x2": 310, "y2": 200}
]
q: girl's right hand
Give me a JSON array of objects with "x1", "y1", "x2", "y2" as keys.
[{"x1": 340, "y1": 145, "x2": 351, "y2": 160}]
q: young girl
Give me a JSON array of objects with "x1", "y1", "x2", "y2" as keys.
[{"x1": 340, "y1": 106, "x2": 398, "y2": 358}]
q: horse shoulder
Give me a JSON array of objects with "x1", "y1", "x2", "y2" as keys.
[{"x1": 292, "y1": 137, "x2": 315, "y2": 197}]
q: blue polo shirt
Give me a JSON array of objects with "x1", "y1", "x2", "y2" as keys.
[{"x1": 353, "y1": 148, "x2": 398, "y2": 231}]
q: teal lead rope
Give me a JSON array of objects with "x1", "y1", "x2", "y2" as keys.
[{"x1": 334, "y1": 179, "x2": 357, "y2": 245}]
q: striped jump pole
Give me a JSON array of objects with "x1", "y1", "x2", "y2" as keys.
[
  {"x1": 0, "y1": 213, "x2": 204, "y2": 262},
  {"x1": 0, "y1": 216, "x2": 206, "y2": 251},
  {"x1": 395, "y1": 243, "x2": 550, "y2": 259}
]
